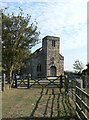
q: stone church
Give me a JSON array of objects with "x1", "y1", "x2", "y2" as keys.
[{"x1": 21, "y1": 36, "x2": 64, "y2": 78}]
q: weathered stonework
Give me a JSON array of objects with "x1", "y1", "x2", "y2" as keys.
[{"x1": 21, "y1": 36, "x2": 64, "y2": 78}]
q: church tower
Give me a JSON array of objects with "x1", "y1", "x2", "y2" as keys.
[
  {"x1": 21, "y1": 35, "x2": 64, "y2": 78},
  {"x1": 42, "y1": 36, "x2": 64, "y2": 77}
]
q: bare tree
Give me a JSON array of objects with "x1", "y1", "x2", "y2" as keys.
[{"x1": 73, "y1": 59, "x2": 84, "y2": 73}]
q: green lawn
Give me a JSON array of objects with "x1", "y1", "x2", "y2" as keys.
[{"x1": 2, "y1": 88, "x2": 76, "y2": 120}]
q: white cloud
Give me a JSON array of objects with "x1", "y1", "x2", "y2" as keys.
[
  {"x1": 0, "y1": 2, "x2": 8, "y2": 8},
  {"x1": 1, "y1": 0, "x2": 88, "y2": 70},
  {"x1": 25, "y1": 1, "x2": 87, "y2": 50}
]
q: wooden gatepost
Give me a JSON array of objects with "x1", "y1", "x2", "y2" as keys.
[
  {"x1": 14, "y1": 74, "x2": 31, "y2": 89},
  {"x1": 2, "y1": 73, "x2": 5, "y2": 91}
]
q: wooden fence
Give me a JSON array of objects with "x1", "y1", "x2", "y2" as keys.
[
  {"x1": 67, "y1": 75, "x2": 89, "y2": 120},
  {"x1": 13, "y1": 75, "x2": 66, "y2": 89},
  {"x1": 76, "y1": 86, "x2": 89, "y2": 120},
  {"x1": 2, "y1": 74, "x2": 89, "y2": 119}
]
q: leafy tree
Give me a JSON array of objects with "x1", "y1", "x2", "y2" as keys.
[
  {"x1": 73, "y1": 59, "x2": 84, "y2": 73},
  {"x1": 2, "y1": 7, "x2": 40, "y2": 87}
]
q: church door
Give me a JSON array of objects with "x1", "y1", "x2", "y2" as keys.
[{"x1": 50, "y1": 66, "x2": 56, "y2": 76}]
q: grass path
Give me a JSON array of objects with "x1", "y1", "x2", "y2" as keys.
[{"x1": 2, "y1": 88, "x2": 76, "y2": 120}]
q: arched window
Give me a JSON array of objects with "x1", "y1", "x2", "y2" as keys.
[{"x1": 37, "y1": 64, "x2": 41, "y2": 72}]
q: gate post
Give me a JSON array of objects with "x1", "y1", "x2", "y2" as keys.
[
  {"x1": 27, "y1": 74, "x2": 31, "y2": 88},
  {"x1": 15, "y1": 76, "x2": 17, "y2": 88},
  {"x1": 60, "y1": 75, "x2": 62, "y2": 92},
  {"x1": 27, "y1": 75, "x2": 29, "y2": 89},
  {"x1": 2, "y1": 73, "x2": 5, "y2": 91},
  {"x1": 65, "y1": 75, "x2": 68, "y2": 93}
]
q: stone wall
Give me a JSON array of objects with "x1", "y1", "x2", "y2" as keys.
[{"x1": 31, "y1": 50, "x2": 46, "y2": 78}]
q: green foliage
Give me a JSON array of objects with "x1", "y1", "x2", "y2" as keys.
[
  {"x1": 2, "y1": 7, "x2": 40, "y2": 75},
  {"x1": 73, "y1": 59, "x2": 84, "y2": 73}
]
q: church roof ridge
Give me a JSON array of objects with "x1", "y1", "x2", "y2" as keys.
[{"x1": 31, "y1": 47, "x2": 42, "y2": 56}]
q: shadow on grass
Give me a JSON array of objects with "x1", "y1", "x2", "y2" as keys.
[{"x1": 2, "y1": 88, "x2": 77, "y2": 120}]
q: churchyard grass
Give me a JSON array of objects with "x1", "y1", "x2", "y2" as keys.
[{"x1": 2, "y1": 88, "x2": 76, "y2": 120}]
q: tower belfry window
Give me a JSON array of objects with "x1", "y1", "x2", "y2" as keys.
[{"x1": 52, "y1": 40, "x2": 55, "y2": 47}]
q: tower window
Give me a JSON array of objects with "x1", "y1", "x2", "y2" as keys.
[{"x1": 52, "y1": 40, "x2": 55, "y2": 47}]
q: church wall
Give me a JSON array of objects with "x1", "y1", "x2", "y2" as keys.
[
  {"x1": 31, "y1": 52, "x2": 46, "y2": 78},
  {"x1": 20, "y1": 36, "x2": 64, "y2": 79},
  {"x1": 59, "y1": 58, "x2": 64, "y2": 75}
]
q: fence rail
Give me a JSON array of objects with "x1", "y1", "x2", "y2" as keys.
[
  {"x1": 67, "y1": 75, "x2": 89, "y2": 120},
  {"x1": 76, "y1": 85, "x2": 89, "y2": 120},
  {"x1": 13, "y1": 75, "x2": 66, "y2": 89}
]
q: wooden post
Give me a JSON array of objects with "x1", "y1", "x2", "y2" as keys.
[
  {"x1": 73, "y1": 77, "x2": 76, "y2": 101},
  {"x1": 80, "y1": 78, "x2": 83, "y2": 89},
  {"x1": 81, "y1": 90, "x2": 85, "y2": 114},
  {"x1": 86, "y1": 63, "x2": 89, "y2": 88},
  {"x1": 4, "y1": 74, "x2": 5, "y2": 91},
  {"x1": 71, "y1": 76, "x2": 75, "y2": 100},
  {"x1": 75, "y1": 80, "x2": 78, "y2": 116},
  {"x1": 27, "y1": 75, "x2": 29, "y2": 89},
  {"x1": 2, "y1": 73, "x2": 5, "y2": 91},
  {"x1": 65, "y1": 75, "x2": 68, "y2": 93},
  {"x1": 0, "y1": 75, "x2": 1, "y2": 91},
  {"x1": 76, "y1": 81, "x2": 81, "y2": 118},
  {"x1": 72, "y1": 79, "x2": 73, "y2": 99},
  {"x1": 60, "y1": 75, "x2": 62, "y2": 92},
  {"x1": 15, "y1": 76, "x2": 17, "y2": 88}
]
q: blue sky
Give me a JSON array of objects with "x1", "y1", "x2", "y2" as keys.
[{"x1": 1, "y1": 0, "x2": 88, "y2": 71}]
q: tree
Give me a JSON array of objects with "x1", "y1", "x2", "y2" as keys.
[
  {"x1": 73, "y1": 59, "x2": 84, "y2": 73},
  {"x1": 2, "y1": 8, "x2": 40, "y2": 87}
]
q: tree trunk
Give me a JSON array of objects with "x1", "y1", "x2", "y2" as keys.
[
  {"x1": 11, "y1": 72, "x2": 15, "y2": 88},
  {"x1": 9, "y1": 68, "x2": 12, "y2": 88}
]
